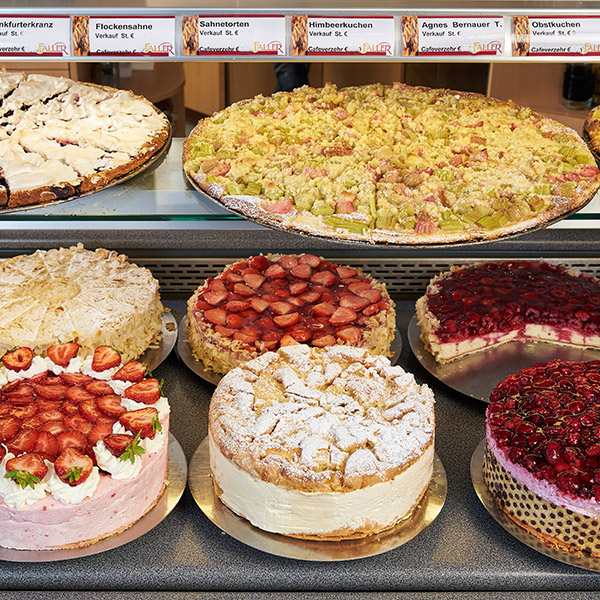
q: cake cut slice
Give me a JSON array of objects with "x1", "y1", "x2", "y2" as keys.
[
  {"x1": 416, "y1": 261, "x2": 600, "y2": 363},
  {"x1": 485, "y1": 359, "x2": 600, "y2": 556},
  {"x1": 187, "y1": 253, "x2": 396, "y2": 375}
]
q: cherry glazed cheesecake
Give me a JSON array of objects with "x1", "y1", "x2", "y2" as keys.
[
  {"x1": 187, "y1": 253, "x2": 396, "y2": 375},
  {"x1": 0, "y1": 343, "x2": 169, "y2": 550},
  {"x1": 209, "y1": 344, "x2": 435, "y2": 539},
  {"x1": 485, "y1": 359, "x2": 600, "y2": 556},
  {"x1": 416, "y1": 261, "x2": 600, "y2": 363},
  {"x1": 0, "y1": 245, "x2": 164, "y2": 362}
]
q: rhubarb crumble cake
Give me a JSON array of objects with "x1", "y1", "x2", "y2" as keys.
[
  {"x1": 416, "y1": 261, "x2": 600, "y2": 364},
  {"x1": 0, "y1": 245, "x2": 164, "y2": 362},
  {"x1": 484, "y1": 359, "x2": 600, "y2": 556},
  {"x1": 209, "y1": 344, "x2": 435, "y2": 539},
  {"x1": 0, "y1": 70, "x2": 169, "y2": 210},
  {"x1": 183, "y1": 82, "x2": 599, "y2": 245},
  {"x1": 187, "y1": 253, "x2": 395, "y2": 375},
  {"x1": 0, "y1": 343, "x2": 169, "y2": 550}
]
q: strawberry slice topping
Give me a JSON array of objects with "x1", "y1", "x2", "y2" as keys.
[
  {"x1": 5, "y1": 453, "x2": 47, "y2": 488},
  {"x1": 56, "y1": 430, "x2": 87, "y2": 452},
  {"x1": 85, "y1": 380, "x2": 114, "y2": 396},
  {"x1": 34, "y1": 383, "x2": 68, "y2": 401},
  {"x1": 63, "y1": 414, "x2": 94, "y2": 436},
  {"x1": 88, "y1": 421, "x2": 114, "y2": 447},
  {"x1": 119, "y1": 407, "x2": 161, "y2": 439},
  {"x1": 60, "y1": 372, "x2": 93, "y2": 387},
  {"x1": 65, "y1": 386, "x2": 97, "y2": 404},
  {"x1": 0, "y1": 416, "x2": 20, "y2": 443},
  {"x1": 79, "y1": 398, "x2": 103, "y2": 423},
  {"x1": 124, "y1": 378, "x2": 161, "y2": 404},
  {"x1": 46, "y1": 342, "x2": 80, "y2": 367},
  {"x1": 2, "y1": 347, "x2": 33, "y2": 372},
  {"x1": 5, "y1": 429, "x2": 38, "y2": 456},
  {"x1": 32, "y1": 431, "x2": 59, "y2": 462},
  {"x1": 54, "y1": 447, "x2": 93, "y2": 486},
  {"x1": 97, "y1": 394, "x2": 127, "y2": 418},
  {"x1": 91, "y1": 346, "x2": 121, "y2": 372},
  {"x1": 113, "y1": 360, "x2": 146, "y2": 383}
]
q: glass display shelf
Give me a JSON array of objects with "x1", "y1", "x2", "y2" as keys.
[{"x1": 0, "y1": 139, "x2": 598, "y2": 231}]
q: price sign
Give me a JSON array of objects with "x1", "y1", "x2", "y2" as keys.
[
  {"x1": 292, "y1": 16, "x2": 393, "y2": 56},
  {"x1": 402, "y1": 16, "x2": 504, "y2": 57},
  {"x1": 0, "y1": 15, "x2": 69, "y2": 57},
  {"x1": 183, "y1": 15, "x2": 284, "y2": 56},
  {"x1": 82, "y1": 16, "x2": 175, "y2": 57},
  {"x1": 515, "y1": 16, "x2": 600, "y2": 56}
]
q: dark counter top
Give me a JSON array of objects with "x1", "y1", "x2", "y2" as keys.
[{"x1": 0, "y1": 301, "x2": 598, "y2": 597}]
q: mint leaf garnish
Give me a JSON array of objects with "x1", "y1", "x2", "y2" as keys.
[
  {"x1": 5, "y1": 469, "x2": 41, "y2": 490},
  {"x1": 118, "y1": 431, "x2": 146, "y2": 464}
]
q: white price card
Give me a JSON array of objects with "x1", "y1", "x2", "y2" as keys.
[
  {"x1": 401, "y1": 16, "x2": 504, "y2": 57},
  {"x1": 513, "y1": 16, "x2": 600, "y2": 57},
  {"x1": 84, "y1": 16, "x2": 175, "y2": 57},
  {"x1": 0, "y1": 15, "x2": 70, "y2": 57},
  {"x1": 183, "y1": 15, "x2": 284, "y2": 56},
  {"x1": 291, "y1": 16, "x2": 393, "y2": 56}
]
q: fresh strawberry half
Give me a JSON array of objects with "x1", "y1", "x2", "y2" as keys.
[
  {"x1": 4, "y1": 452, "x2": 47, "y2": 488},
  {"x1": 103, "y1": 432, "x2": 145, "y2": 464},
  {"x1": 91, "y1": 346, "x2": 121, "y2": 372},
  {"x1": 124, "y1": 378, "x2": 161, "y2": 404},
  {"x1": 119, "y1": 407, "x2": 161, "y2": 439},
  {"x1": 2, "y1": 347, "x2": 34, "y2": 372},
  {"x1": 54, "y1": 447, "x2": 93, "y2": 486},
  {"x1": 46, "y1": 342, "x2": 80, "y2": 367},
  {"x1": 113, "y1": 360, "x2": 146, "y2": 383}
]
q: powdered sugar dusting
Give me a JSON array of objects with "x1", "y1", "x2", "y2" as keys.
[{"x1": 210, "y1": 345, "x2": 435, "y2": 491}]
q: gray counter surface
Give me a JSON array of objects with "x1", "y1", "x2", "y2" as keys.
[{"x1": 0, "y1": 301, "x2": 598, "y2": 597}]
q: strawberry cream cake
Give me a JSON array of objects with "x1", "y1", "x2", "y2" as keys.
[
  {"x1": 209, "y1": 344, "x2": 435, "y2": 539},
  {"x1": 0, "y1": 244, "x2": 164, "y2": 362},
  {"x1": 0, "y1": 343, "x2": 169, "y2": 550},
  {"x1": 416, "y1": 261, "x2": 600, "y2": 363},
  {"x1": 187, "y1": 253, "x2": 396, "y2": 374},
  {"x1": 485, "y1": 359, "x2": 600, "y2": 556}
]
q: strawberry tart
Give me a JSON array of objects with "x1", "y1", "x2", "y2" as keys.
[
  {"x1": 187, "y1": 253, "x2": 396, "y2": 375},
  {"x1": 0, "y1": 343, "x2": 169, "y2": 550},
  {"x1": 416, "y1": 261, "x2": 600, "y2": 364},
  {"x1": 0, "y1": 244, "x2": 164, "y2": 362},
  {"x1": 484, "y1": 359, "x2": 600, "y2": 556},
  {"x1": 209, "y1": 344, "x2": 435, "y2": 539}
]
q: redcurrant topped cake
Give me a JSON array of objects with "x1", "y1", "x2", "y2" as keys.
[
  {"x1": 484, "y1": 359, "x2": 600, "y2": 556},
  {"x1": 416, "y1": 261, "x2": 600, "y2": 363},
  {"x1": 0, "y1": 343, "x2": 170, "y2": 550},
  {"x1": 187, "y1": 253, "x2": 396, "y2": 375}
]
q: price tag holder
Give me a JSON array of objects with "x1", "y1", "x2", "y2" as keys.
[
  {"x1": 512, "y1": 16, "x2": 600, "y2": 57},
  {"x1": 183, "y1": 15, "x2": 285, "y2": 56},
  {"x1": 291, "y1": 15, "x2": 393, "y2": 56},
  {"x1": 401, "y1": 16, "x2": 504, "y2": 57},
  {"x1": 77, "y1": 16, "x2": 175, "y2": 57},
  {"x1": 0, "y1": 15, "x2": 70, "y2": 57}
]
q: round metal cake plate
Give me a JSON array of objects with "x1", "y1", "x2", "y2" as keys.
[
  {"x1": 184, "y1": 170, "x2": 595, "y2": 249},
  {"x1": 0, "y1": 130, "x2": 171, "y2": 216},
  {"x1": 139, "y1": 312, "x2": 178, "y2": 372},
  {"x1": 471, "y1": 439, "x2": 600, "y2": 572},
  {"x1": 0, "y1": 433, "x2": 186, "y2": 562},
  {"x1": 177, "y1": 316, "x2": 403, "y2": 386},
  {"x1": 407, "y1": 316, "x2": 600, "y2": 403},
  {"x1": 188, "y1": 437, "x2": 446, "y2": 562}
]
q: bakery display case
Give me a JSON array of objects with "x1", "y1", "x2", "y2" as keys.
[{"x1": 2, "y1": 1, "x2": 600, "y2": 598}]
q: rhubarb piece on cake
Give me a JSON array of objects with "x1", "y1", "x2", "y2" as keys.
[
  {"x1": 209, "y1": 344, "x2": 435, "y2": 539},
  {"x1": 0, "y1": 244, "x2": 164, "y2": 362},
  {"x1": 187, "y1": 254, "x2": 396, "y2": 375},
  {"x1": 484, "y1": 359, "x2": 600, "y2": 556},
  {"x1": 0, "y1": 343, "x2": 170, "y2": 550},
  {"x1": 416, "y1": 261, "x2": 600, "y2": 364}
]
